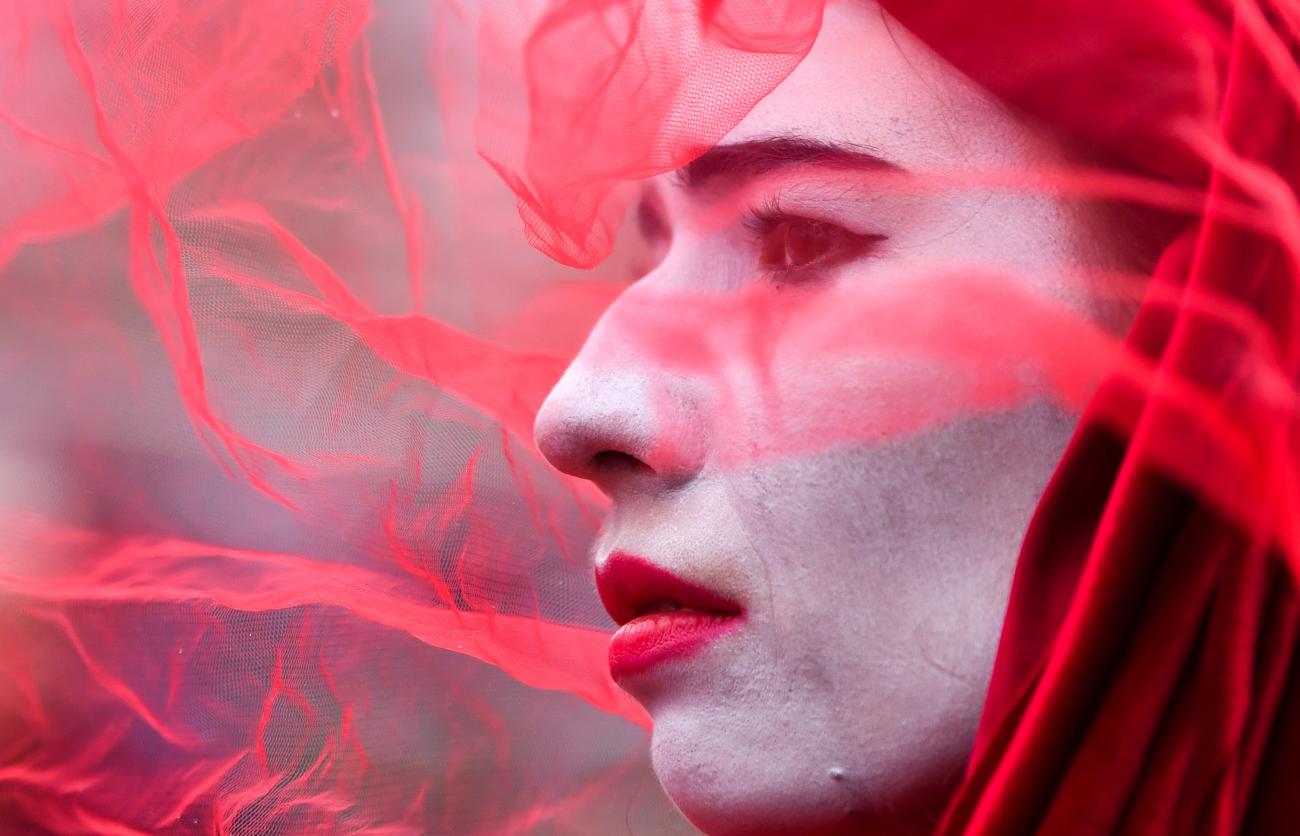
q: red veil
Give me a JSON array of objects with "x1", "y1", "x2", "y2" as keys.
[{"x1": 1, "y1": 0, "x2": 1297, "y2": 833}]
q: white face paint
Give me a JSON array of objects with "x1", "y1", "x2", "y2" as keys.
[{"x1": 535, "y1": 2, "x2": 1130, "y2": 833}]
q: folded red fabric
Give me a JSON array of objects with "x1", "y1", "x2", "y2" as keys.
[{"x1": 882, "y1": 3, "x2": 1300, "y2": 831}]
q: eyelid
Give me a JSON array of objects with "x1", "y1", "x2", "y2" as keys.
[
  {"x1": 742, "y1": 191, "x2": 877, "y2": 235},
  {"x1": 742, "y1": 195, "x2": 887, "y2": 278}
]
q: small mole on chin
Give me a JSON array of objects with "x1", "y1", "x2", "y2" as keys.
[{"x1": 828, "y1": 766, "x2": 847, "y2": 782}]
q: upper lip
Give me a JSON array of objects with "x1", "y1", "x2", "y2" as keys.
[{"x1": 596, "y1": 551, "x2": 744, "y2": 626}]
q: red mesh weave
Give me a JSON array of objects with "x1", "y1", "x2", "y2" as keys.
[
  {"x1": 3, "y1": 0, "x2": 1299, "y2": 833},
  {"x1": 1, "y1": 1, "x2": 671, "y2": 832}
]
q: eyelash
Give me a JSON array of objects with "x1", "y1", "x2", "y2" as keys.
[{"x1": 741, "y1": 196, "x2": 886, "y2": 280}]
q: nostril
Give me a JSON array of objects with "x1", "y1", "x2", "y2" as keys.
[
  {"x1": 534, "y1": 371, "x2": 703, "y2": 487},
  {"x1": 591, "y1": 450, "x2": 650, "y2": 475}
]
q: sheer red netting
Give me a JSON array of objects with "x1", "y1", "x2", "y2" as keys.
[
  {"x1": 0, "y1": 1, "x2": 666, "y2": 832},
  {"x1": 1, "y1": 0, "x2": 1298, "y2": 834}
]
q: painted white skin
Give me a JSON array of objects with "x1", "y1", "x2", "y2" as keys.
[{"x1": 536, "y1": 2, "x2": 1131, "y2": 834}]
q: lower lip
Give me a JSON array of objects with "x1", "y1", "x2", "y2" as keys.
[{"x1": 608, "y1": 611, "x2": 743, "y2": 679}]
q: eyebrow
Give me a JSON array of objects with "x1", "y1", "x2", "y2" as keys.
[{"x1": 675, "y1": 135, "x2": 901, "y2": 193}]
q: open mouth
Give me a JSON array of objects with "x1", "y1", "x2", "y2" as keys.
[{"x1": 596, "y1": 551, "x2": 745, "y2": 678}]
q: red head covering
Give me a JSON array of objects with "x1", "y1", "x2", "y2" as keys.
[{"x1": 884, "y1": 2, "x2": 1300, "y2": 831}]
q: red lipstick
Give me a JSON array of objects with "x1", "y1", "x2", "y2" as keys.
[{"x1": 596, "y1": 551, "x2": 744, "y2": 678}]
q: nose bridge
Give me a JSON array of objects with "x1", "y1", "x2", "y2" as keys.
[{"x1": 533, "y1": 296, "x2": 711, "y2": 488}]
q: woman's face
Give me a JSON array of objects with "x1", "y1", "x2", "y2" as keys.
[{"x1": 535, "y1": 2, "x2": 1126, "y2": 833}]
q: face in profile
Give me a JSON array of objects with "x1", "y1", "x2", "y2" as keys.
[{"x1": 535, "y1": 2, "x2": 1132, "y2": 834}]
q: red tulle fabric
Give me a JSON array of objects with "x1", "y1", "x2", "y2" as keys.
[
  {"x1": 1, "y1": 2, "x2": 661, "y2": 832},
  {"x1": 2, "y1": 0, "x2": 1298, "y2": 833}
]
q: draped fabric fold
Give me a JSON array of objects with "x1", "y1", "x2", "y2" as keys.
[{"x1": 923, "y1": 3, "x2": 1300, "y2": 831}]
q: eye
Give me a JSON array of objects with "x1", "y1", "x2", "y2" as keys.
[{"x1": 749, "y1": 213, "x2": 885, "y2": 277}]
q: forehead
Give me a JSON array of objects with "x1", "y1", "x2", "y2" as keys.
[{"x1": 721, "y1": 1, "x2": 1042, "y2": 172}]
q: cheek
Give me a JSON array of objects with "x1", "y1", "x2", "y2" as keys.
[
  {"x1": 706, "y1": 253, "x2": 1115, "y2": 470},
  {"x1": 733, "y1": 402, "x2": 1076, "y2": 684},
  {"x1": 714, "y1": 337, "x2": 1032, "y2": 468},
  {"x1": 911, "y1": 190, "x2": 1111, "y2": 310},
  {"x1": 640, "y1": 407, "x2": 1077, "y2": 830}
]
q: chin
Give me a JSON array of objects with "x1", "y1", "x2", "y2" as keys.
[
  {"x1": 646, "y1": 701, "x2": 959, "y2": 836},
  {"x1": 651, "y1": 750, "x2": 851, "y2": 836}
]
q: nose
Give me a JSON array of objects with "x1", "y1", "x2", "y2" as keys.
[{"x1": 534, "y1": 317, "x2": 709, "y2": 497}]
